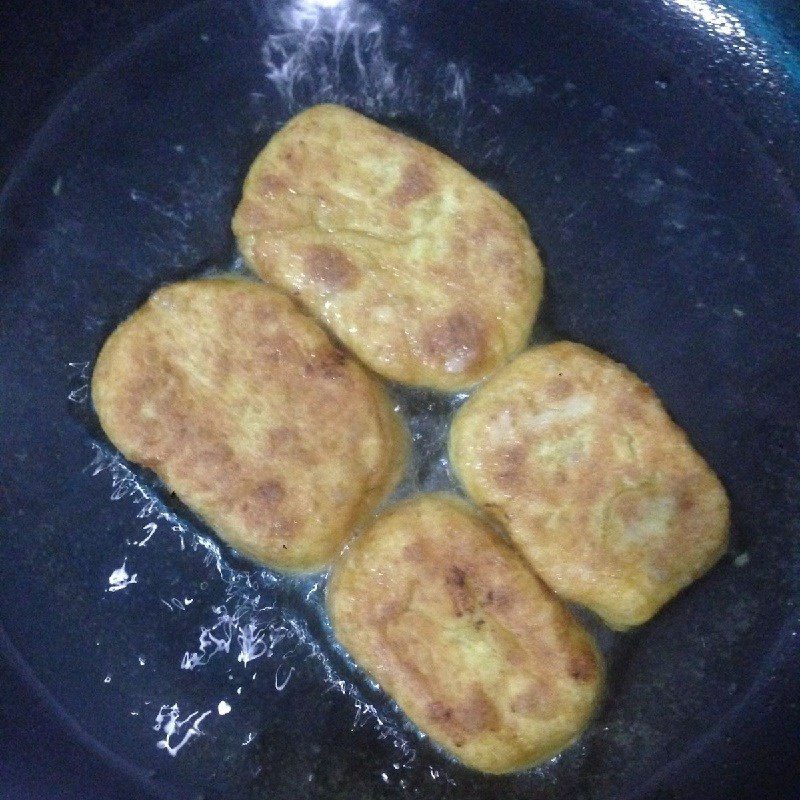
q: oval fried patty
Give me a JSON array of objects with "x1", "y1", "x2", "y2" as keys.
[
  {"x1": 327, "y1": 494, "x2": 603, "y2": 773},
  {"x1": 449, "y1": 342, "x2": 730, "y2": 629},
  {"x1": 232, "y1": 104, "x2": 543, "y2": 391},
  {"x1": 92, "y1": 278, "x2": 406, "y2": 571}
]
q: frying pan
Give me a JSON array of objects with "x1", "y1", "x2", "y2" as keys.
[{"x1": 1, "y1": 0, "x2": 799, "y2": 798}]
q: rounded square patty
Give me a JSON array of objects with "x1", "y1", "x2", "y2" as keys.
[
  {"x1": 450, "y1": 342, "x2": 729, "y2": 628},
  {"x1": 327, "y1": 494, "x2": 603, "y2": 773},
  {"x1": 92, "y1": 278, "x2": 406, "y2": 571},
  {"x1": 233, "y1": 104, "x2": 543, "y2": 390}
]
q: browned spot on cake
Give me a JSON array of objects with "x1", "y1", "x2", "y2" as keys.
[
  {"x1": 483, "y1": 587, "x2": 512, "y2": 611},
  {"x1": 617, "y1": 381, "x2": 657, "y2": 421},
  {"x1": 466, "y1": 218, "x2": 490, "y2": 248},
  {"x1": 423, "y1": 311, "x2": 484, "y2": 374},
  {"x1": 304, "y1": 346, "x2": 348, "y2": 380},
  {"x1": 494, "y1": 245, "x2": 526, "y2": 283},
  {"x1": 546, "y1": 376, "x2": 575, "y2": 401},
  {"x1": 445, "y1": 565, "x2": 474, "y2": 617},
  {"x1": 456, "y1": 689, "x2": 501, "y2": 735},
  {"x1": 281, "y1": 144, "x2": 303, "y2": 166},
  {"x1": 428, "y1": 691, "x2": 499, "y2": 739},
  {"x1": 574, "y1": 477, "x2": 604, "y2": 506},
  {"x1": 138, "y1": 454, "x2": 162, "y2": 471},
  {"x1": 186, "y1": 445, "x2": 230, "y2": 478},
  {"x1": 268, "y1": 427, "x2": 300, "y2": 450},
  {"x1": 256, "y1": 479, "x2": 285, "y2": 505},
  {"x1": 678, "y1": 482, "x2": 697, "y2": 512},
  {"x1": 176, "y1": 445, "x2": 237, "y2": 494},
  {"x1": 634, "y1": 382, "x2": 655, "y2": 402},
  {"x1": 467, "y1": 213, "x2": 507, "y2": 249},
  {"x1": 235, "y1": 199, "x2": 275, "y2": 231},
  {"x1": 449, "y1": 235, "x2": 467, "y2": 257},
  {"x1": 494, "y1": 444, "x2": 527, "y2": 491},
  {"x1": 269, "y1": 515, "x2": 298, "y2": 535},
  {"x1": 256, "y1": 172, "x2": 287, "y2": 197},
  {"x1": 509, "y1": 686, "x2": 557, "y2": 718},
  {"x1": 208, "y1": 348, "x2": 232, "y2": 379},
  {"x1": 236, "y1": 488, "x2": 295, "y2": 534},
  {"x1": 303, "y1": 245, "x2": 357, "y2": 292},
  {"x1": 393, "y1": 160, "x2": 436, "y2": 206},
  {"x1": 428, "y1": 701, "x2": 455, "y2": 724},
  {"x1": 402, "y1": 541, "x2": 425, "y2": 562},
  {"x1": 373, "y1": 598, "x2": 409, "y2": 624},
  {"x1": 614, "y1": 489, "x2": 652, "y2": 524},
  {"x1": 250, "y1": 303, "x2": 280, "y2": 329},
  {"x1": 250, "y1": 330, "x2": 303, "y2": 367},
  {"x1": 126, "y1": 366, "x2": 167, "y2": 406},
  {"x1": 567, "y1": 642, "x2": 599, "y2": 682},
  {"x1": 165, "y1": 419, "x2": 191, "y2": 450}
]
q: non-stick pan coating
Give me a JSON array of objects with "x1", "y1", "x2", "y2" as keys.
[{"x1": 1, "y1": 1, "x2": 798, "y2": 798}]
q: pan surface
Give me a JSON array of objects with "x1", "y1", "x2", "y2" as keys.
[{"x1": 1, "y1": 1, "x2": 799, "y2": 798}]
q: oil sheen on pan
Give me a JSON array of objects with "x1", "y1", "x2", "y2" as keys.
[
  {"x1": 232, "y1": 104, "x2": 543, "y2": 391},
  {"x1": 91, "y1": 277, "x2": 406, "y2": 572},
  {"x1": 449, "y1": 342, "x2": 730, "y2": 629},
  {"x1": 327, "y1": 494, "x2": 603, "y2": 773}
]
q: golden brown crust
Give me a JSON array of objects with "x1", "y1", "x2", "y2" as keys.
[
  {"x1": 449, "y1": 342, "x2": 730, "y2": 628},
  {"x1": 91, "y1": 278, "x2": 406, "y2": 571},
  {"x1": 327, "y1": 494, "x2": 603, "y2": 773},
  {"x1": 232, "y1": 104, "x2": 543, "y2": 391}
]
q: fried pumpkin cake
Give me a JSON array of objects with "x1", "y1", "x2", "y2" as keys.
[
  {"x1": 232, "y1": 104, "x2": 543, "y2": 391},
  {"x1": 92, "y1": 278, "x2": 406, "y2": 571},
  {"x1": 327, "y1": 494, "x2": 603, "y2": 773},
  {"x1": 449, "y1": 342, "x2": 730, "y2": 629}
]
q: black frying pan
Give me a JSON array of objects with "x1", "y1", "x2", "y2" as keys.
[{"x1": 1, "y1": 1, "x2": 799, "y2": 799}]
